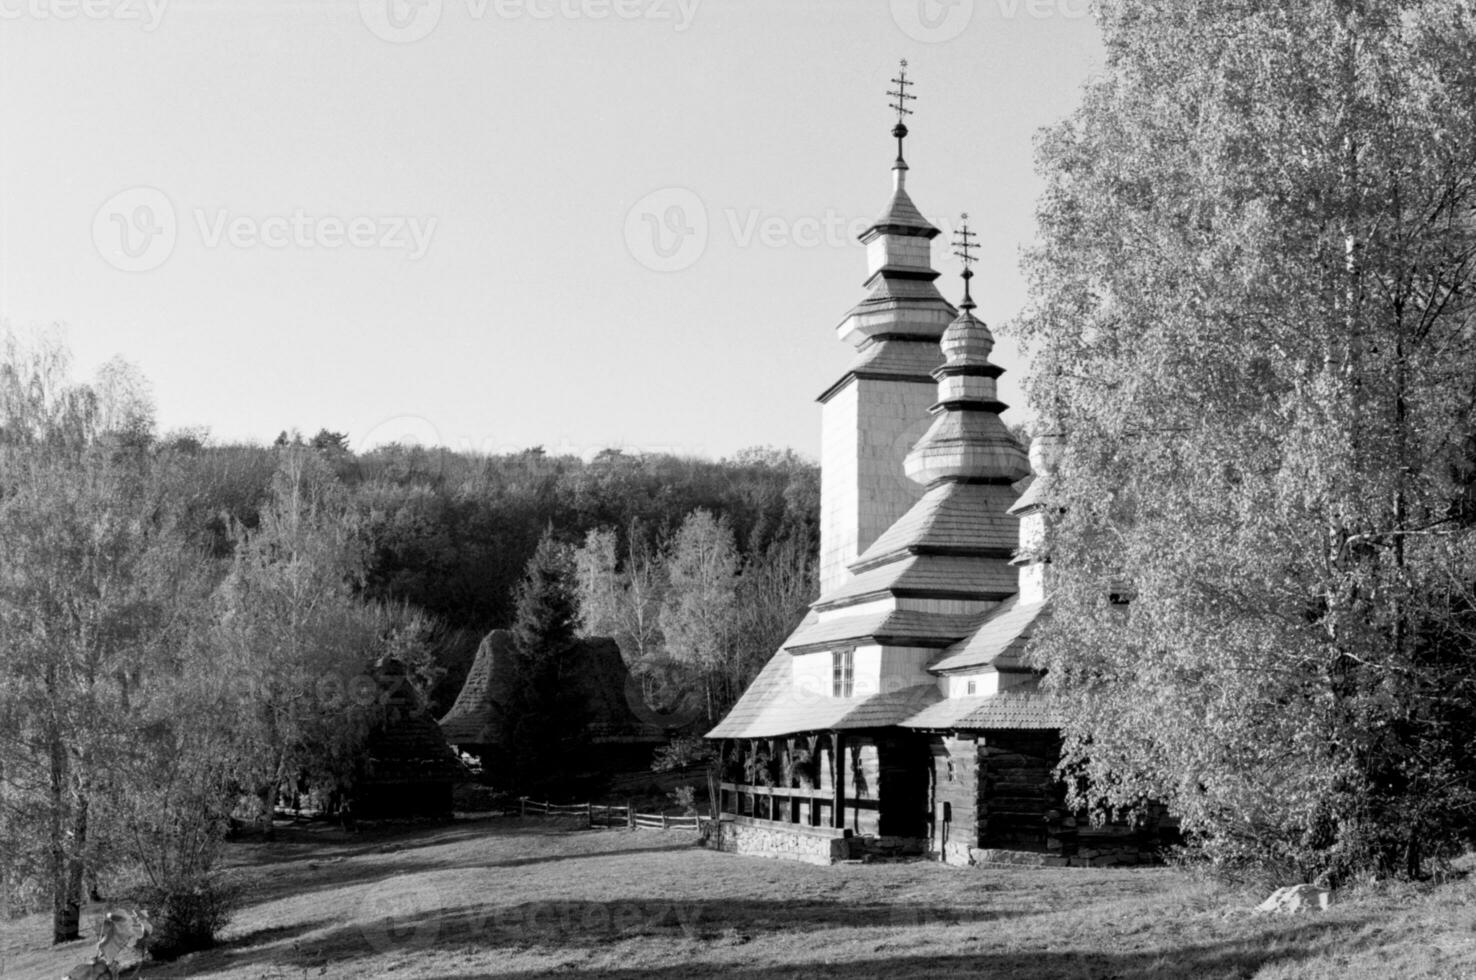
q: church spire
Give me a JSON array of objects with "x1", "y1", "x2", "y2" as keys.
[
  {"x1": 837, "y1": 61, "x2": 944, "y2": 349},
  {"x1": 888, "y1": 59, "x2": 915, "y2": 180},
  {"x1": 953, "y1": 212, "x2": 978, "y2": 311},
  {"x1": 817, "y1": 62, "x2": 956, "y2": 595},
  {"x1": 903, "y1": 215, "x2": 1030, "y2": 487}
]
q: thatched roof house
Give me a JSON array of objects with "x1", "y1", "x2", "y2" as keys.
[
  {"x1": 438, "y1": 629, "x2": 667, "y2": 753},
  {"x1": 357, "y1": 657, "x2": 469, "y2": 818}
]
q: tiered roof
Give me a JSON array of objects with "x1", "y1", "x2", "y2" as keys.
[
  {"x1": 901, "y1": 689, "x2": 1063, "y2": 731},
  {"x1": 930, "y1": 595, "x2": 1048, "y2": 674},
  {"x1": 852, "y1": 482, "x2": 1018, "y2": 568},
  {"x1": 809, "y1": 216, "x2": 1029, "y2": 634},
  {"x1": 824, "y1": 103, "x2": 954, "y2": 401},
  {"x1": 902, "y1": 256, "x2": 1030, "y2": 488},
  {"x1": 707, "y1": 648, "x2": 944, "y2": 740},
  {"x1": 707, "y1": 80, "x2": 1059, "y2": 743},
  {"x1": 710, "y1": 597, "x2": 1056, "y2": 739}
]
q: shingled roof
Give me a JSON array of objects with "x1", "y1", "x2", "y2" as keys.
[
  {"x1": 851, "y1": 482, "x2": 1019, "y2": 571},
  {"x1": 705, "y1": 647, "x2": 942, "y2": 739},
  {"x1": 704, "y1": 641, "x2": 793, "y2": 739},
  {"x1": 784, "y1": 606, "x2": 989, "y2": 653},
  {"x1": 1008, "y1": 473, "x2": 1051, "y2": 515},
  {"x1": 815, "y1": 554, "x2": 1019, "y2": 611},
  {"x1": 705, "y1": 120, "x2": 1066, "y2": 748},
  {"x1": 363, "y1": 658, "x2": 470, "y2": 785},
  {"x1": 705, "y1": 595, "x2": 1059, "y2": 739},
  {"x1": 901, "y1": 688, "x2": 1064, "y2": 731},
  {"x1": 438, "y1": 629, "x2": 666, "y2": 747},
  {"x1": 865, "y1": 184, "x2": 940, "y2": 238},
  {"x1": 930, "y1": 596, "x2": 1049, "y2": 674},
  {"x1": 845, "y1": 338, "x2": 943, "y2": 380},
  {"x1": 438, "y1": 630, "x2": 516, "y2": 745}
]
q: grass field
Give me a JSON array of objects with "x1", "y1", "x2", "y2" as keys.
[{"x1": 5, "y1": 817, "x2": 1476, "y2": 980}]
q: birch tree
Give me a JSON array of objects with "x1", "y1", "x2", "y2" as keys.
[
  {"x1": 572, "y1": 521, "x2": 666, "y2": 662},
  {"x1": 212, "y1": 448, "x2": 378, "y2": 830},
  {"x1": 1016, "y1": 0, "x2": 1476, "y2": 880},
  {"x1": 660, "y1": 510, "x2": 741, "y2": 720},
  {"x1": 0, "y1": 329, "x2": 204, "y2": 942}
]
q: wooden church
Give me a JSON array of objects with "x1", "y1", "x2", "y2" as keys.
[{"x1": 705, "y1": 64, "x2": 1166, "y2": 868}]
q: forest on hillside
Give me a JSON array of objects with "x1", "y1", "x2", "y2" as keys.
[
  {"x1": 185, "y1": 427, "x2": 819, "y2": 713},
  {"x1": 0, "y1": 330, "x2": 819, "y2": 948}
]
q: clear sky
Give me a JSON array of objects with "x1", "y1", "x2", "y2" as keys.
[{"x1": 0, "y1": 0, "x2": 1102, "y2": 460}]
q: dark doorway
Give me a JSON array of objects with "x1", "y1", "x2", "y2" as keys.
[{"x1": 876, "y1": 732, "x2": 931, "y2": 838}]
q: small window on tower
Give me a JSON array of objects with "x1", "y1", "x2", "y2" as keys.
[
  {"x1": 831, "y1": 649, "x2": 854, "y2": 698},
  {"x1": 966, "y1": 679, "x2": 976, "y2": 696}
]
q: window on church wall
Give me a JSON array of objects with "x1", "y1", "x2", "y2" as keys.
[
  {"x1": 966, "y1": 679, "x2": 976, "y2": 696},
  {"x1": 832, "y1": 648, "x2": 854, "y2": 698}
]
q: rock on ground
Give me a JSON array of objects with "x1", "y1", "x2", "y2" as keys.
[{"x1": 1257, "y1": 884, "x2": 1333, "y2": 913}]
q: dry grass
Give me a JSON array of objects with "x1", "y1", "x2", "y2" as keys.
[{"x1": 6, "y1": 817, "x2": 1476, "y2": 979}]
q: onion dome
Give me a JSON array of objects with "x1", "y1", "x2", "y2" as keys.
[{"x1": 904, "y1": 215, "x2": 1030, "y2": 487}]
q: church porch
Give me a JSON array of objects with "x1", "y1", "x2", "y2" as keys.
[{"x1": 713, "y1": 732, "x2": 932, "y2": 863}]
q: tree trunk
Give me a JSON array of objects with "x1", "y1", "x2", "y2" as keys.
[
  {"x1": 256, "y1": 780, "x2": 276, "y2": 842},
  {"x1": 61, "y1": 789, "x2": 89, "y2": 942},
  {"x1": 48, "y1": 728, "x2": 78, "y2": 944}
]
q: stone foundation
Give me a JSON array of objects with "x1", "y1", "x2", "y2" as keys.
[
  {"x1": 717, "y1": 816, "x2": 851, "y2": 865},
  {"x1": 718, "y1": 815, "x2": 1157, "y2": 869},
  {"x1": 852, "y1": 834, "x2": 927, "y2": 862}
]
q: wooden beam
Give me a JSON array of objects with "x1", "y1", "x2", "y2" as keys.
[{"x1": 831, "y1": 731, "x2": 846, "y2": 830}]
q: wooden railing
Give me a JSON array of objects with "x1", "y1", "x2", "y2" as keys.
[{"x1": 718, "y1": 780, "x2": 877, "y2": 829}]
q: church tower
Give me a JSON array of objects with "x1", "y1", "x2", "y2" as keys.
[{"x1": 819, "y1": 61, "x2": 957, "y2": 593}]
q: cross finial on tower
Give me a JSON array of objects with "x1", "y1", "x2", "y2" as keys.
[
  {"x1": 887, "y1": 59, "x2": 915, "y2": 164},
  {"x1": 953, "y1": 212, "x2": 978, "y2": 310}
]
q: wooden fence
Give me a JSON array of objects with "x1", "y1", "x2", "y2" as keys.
[{"x1": 518, "y1": 797, "x2": 708, "y2": 832}]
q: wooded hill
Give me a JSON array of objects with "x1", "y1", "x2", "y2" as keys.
[{"x1": 163, "y1": 432, "x2": 818, "y2": 711}]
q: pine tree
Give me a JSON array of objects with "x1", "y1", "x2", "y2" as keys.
[{"x1": 496, "y1": 529, "x2": 589, "y2": 796}]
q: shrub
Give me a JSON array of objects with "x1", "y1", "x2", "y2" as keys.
[
  {"x1": 135, "y1": 874, "x2": 239, "y2": 961},
  {"x1": 669, "y1": 785, "x2": 697, "y2": 815}
]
